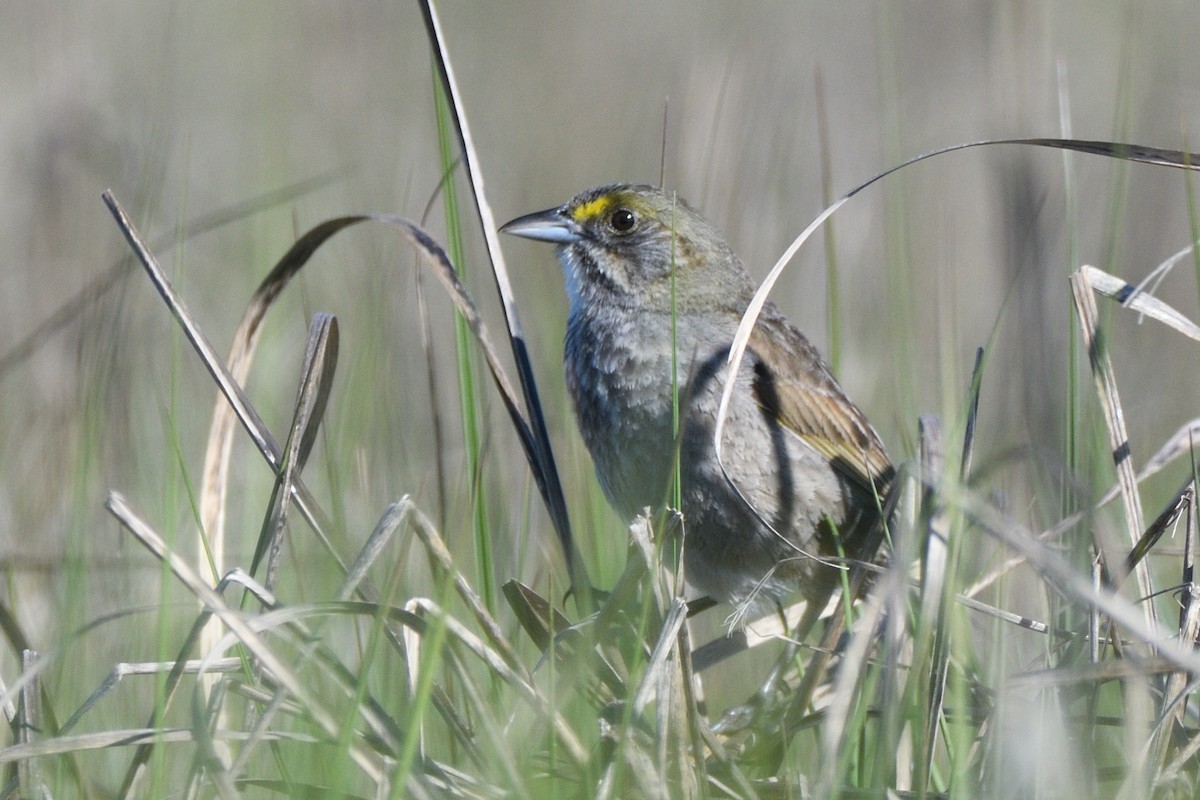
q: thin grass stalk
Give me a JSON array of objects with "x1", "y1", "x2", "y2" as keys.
[
  {"x1": 815, "y1": 68, "x2": 841, "y2": 375},
  {"x1": 1058, "y1": 63, "x2": 1082, "y2": 532},
  {"x1": 415, "y1": 171, "x2": 461, "y2": 530},
  {"x1": 204, "y1": 602, "x2": 424, "y2": 751},
  {"x1": 672, "y1": 613, "x2": 709, "y2": 800},
  {"x1": 437, "y1": 646, "x2": 529, "y2": 797},
  {"x1": 598, "y1": 518, "x2": 671, "y2": 799},
  {"x1": 395, "y1": 598, "x2": 587, "y2": 770},
  {"x1": 0, "y1": 729, "x2": 325, "y2": 765},
  {"x1": 816, "y1": 578, "x2": 890, "y2": 796},
  {"x1": 327, "y1": 515, "x2": 413, "y2": 793},
  {"x1": 432, "y1": 73, "x2": 495, "y2": 615}
]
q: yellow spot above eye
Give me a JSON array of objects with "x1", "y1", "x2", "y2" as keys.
[{"x1": 571, "y1": 195, "x2": 615, "y2": 224}]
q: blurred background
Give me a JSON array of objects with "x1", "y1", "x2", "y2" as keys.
[{"x1": 3, "y1": 0, "x2": 1200, "y2": 742}]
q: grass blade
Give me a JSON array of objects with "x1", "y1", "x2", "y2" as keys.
[{"x1": 418, "y1": 0, "x2": 582, "y2": 593}]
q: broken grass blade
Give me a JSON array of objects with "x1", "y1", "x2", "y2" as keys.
[
  {"x1": 1082, "y1": 264, "x2": 1200, "y2": 342},
  {"x1": 251, "y1": 314, "x2": 340, "y2": 584},
  {"x1": 61, "y1": 659, "x2": 241, "y2": 736}
]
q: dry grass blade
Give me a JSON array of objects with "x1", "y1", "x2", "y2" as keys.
[
  {"x1": 0, "y1": 728, "x2": 323, "y2": 765},
  {"x1": 104, "y1": 492, "x2": 386, "y2": 784},
  {"x1": 100, "y1": 192, "x2": 343, "y2": 583},
  {"x1": 231, "y1": 779, "x2": 373, "y2": 800},
  {"x1": 290, "y1": 316, "x2": 338, "y2": 483},
  {"x1": 954, "y1": 594, "x2": 1048, "y2": 633},
  {"x1": 776, "y1": 478, "x2": 905, "y2": 738},
  {"x1": 230, "y1": 504, "x2": 420, "y2": 782},
  {"x1": 961, "y1": 347, "x2": 985, "y2": 480},
  {"x1": 963, "y1": 492, "x2": 1200, "y2": 673},
  {"x1": 102, "y1": 192, "x2": 559, "y2": 610},
  {"x1": 816, "y1": 580, "x2": 890, "y2": 796},
  {"x1": 501, "y1": 580, "x2": 571, "y2": 652},
  {"x1": 1146, "y1": 481, "x2": 1200, "y2": 790},
  {"x1": 400, "y1": 598, "x2": 588, "y2": 767},
  {"x1": 594, "y1": 520, "x2": 693, "y2": 785},
  {"x1": 690, "y1": 599, "x2": 816, "y2": 673},
  {"x1": 1122, "y1": 484, "x2": 1192, "y2": 582},
  {"x1": 338, "y1": 500, "x2": 411, "y2": 603},
  {"x1": 113, "y1": 570, "x2": 276, "y2": 798},
  {"x1": 418, "y1": 0, "x2": 579, "y2": 589},
  {"x1": 198, "y1": 213, "x2": 390, "y2": 589},
  {"x1": 372, "y1": 214, "x2": 541, "y2": 488},
  {"x1": 630, "y1": 600, "x2": 697, "y2": 800},
  {"x1": 405, "y1": 503, "x2": 523, "y2": 673},
  {"x1": 629, "y1": 599, "x2": 688, "y2": 719},
  {"x1": 1062, "y1": 421, "x2": 1200, "y2": 554},
  {"x1": 1006, "y1": 656, "x2": 1188, "y2": 689},
  {"x1": 1113, "y1": 419, "x2": 1200, "y2": 504},
  {"x1": 965, "y1": 426, "x2": 1200, "y2": 601},
  {"x1": 252, "y1": 313, "x2": 340, "y2": 586},
  {"x1": 1070, "y1": 267, "x2": 1153, "y2": 624},
  {"x1": 60, "y1": 658, "x2": 241, "y2": 736},
  {"x1": 501, "y1": 580, "x2": 627, "y2": 700},
  {"x1": 210, "y1": 600, "x2": 417, "y2": 780},
  {"x1": 1082, "y1": 264, "x2": 1200, "y2": 342},
  {"x1": 396, "y1": 502, "x2": 590, "y2": 765}
]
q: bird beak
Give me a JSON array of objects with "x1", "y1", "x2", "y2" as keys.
[{"x1": 499, "y1": 206, "x2": 581, "y2": 244}]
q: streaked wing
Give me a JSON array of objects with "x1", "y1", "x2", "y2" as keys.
[{"x1": 748, "y1": 311, "x2": 892, "y2": 493}]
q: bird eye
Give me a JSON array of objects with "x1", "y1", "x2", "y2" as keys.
[{"x1": 610, "y1": 208, "x2": 636, "y2": 233}]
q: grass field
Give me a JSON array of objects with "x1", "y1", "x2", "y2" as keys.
[{"x1": 4, "y1": 2, "x2": 1200, "y2": 797}]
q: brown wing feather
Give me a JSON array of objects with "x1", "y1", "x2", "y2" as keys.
[{"x1": 748, "y1": 311, "x2": 892, "y2": 493}]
